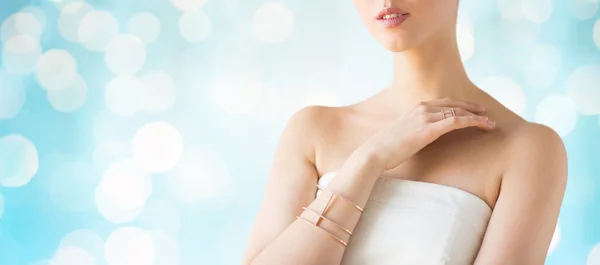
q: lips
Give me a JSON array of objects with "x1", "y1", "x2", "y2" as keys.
[{"x1": 376, "y1": 7, "x2": 409, "y2": 20}]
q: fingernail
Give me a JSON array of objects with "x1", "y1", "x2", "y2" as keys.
[
  {"x1": 480, "y1": 116, "x2": 488, "y2": 121},
  {"x1": 486, "y1": 120, "x2": 496, "y2": 126}
]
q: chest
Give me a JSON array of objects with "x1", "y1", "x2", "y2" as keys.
[{"x1": 315, "y1": 124, "x2": 507, "y2": 209}]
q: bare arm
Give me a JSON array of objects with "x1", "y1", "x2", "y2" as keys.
[
  {"x1": 242, "y1": 106, "x2": 385, "y2": 265},
  {"x1": 473, "y1": 123, "x2": 568, "y2": 265}
]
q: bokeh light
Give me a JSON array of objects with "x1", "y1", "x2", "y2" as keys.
[
  {"x1": 478, "y1": 76, "x2": 526, "y2": 116},
  {"x1": 104, "y1": 75, "x2": 146, "y2": 116},
  {"x1": 456, "y1": 22, "x2": 475, "y2": 62},
  {"x1": 104, "y1": 226, "x2": 154, "y2": 265},
  {"x1": 126, "y1": 13, "x2": 161, "y2": 44},
  {"x1": 0, "y1": 134, "x2": 39, "y2": 187},
  {"x1": 165, "y1": 150, "x2": 235, "y2": 204},
  {"x1": 104, "y1": 34, "x2": 146, "y2": 75},
  {"x1": 1, "y1": 12, "x2": 43, "y2": 42},
  {"x1": 57, "y1": 229, "x2": 104, "y2": 263},
  {"x1": 2, "y1": 34, "x2": 42, "y2": 75},
  {"x1": 57, "y1": 2, "x2": 92, "y2": 43},
  {"x1": 253, "y1": 2, "x2": 294, "y2": 43},
  {"x1": 566, "y1": 64, "x2": 600, "y2": 115},
  {"x1": 178, "y1": 10, "x2": 211, "y2": 42},
  {"x1": 522, "y1": 44, "x2": 562, "y2": 89},
  {"x1": 171, "y1": 0, "x2": 207, "y2": 12},
  {"x1": 589, "y1": 243, "x2": 600, "y2": 265},
  {"x1": 78, "y1": 10, "x2": 119, "y2": 51},
  {"x1": 49, "y1": 246, "x2": 96, "y2": 265},
  {"x1": 148, "y1": 229, "x2": 180, "y2": 265},
  {"x1": 132, "y1": 121, "x2": 183, "y2": 173},
  {"x1": 0, "y1": 1, "x2": 598, "y2": 264},
  {"x1": 35, "y1": 49, "x2": 78, "y2": 91},
  {"x1": 46, "y1": 74, "x2": 87, "y2": 112},
  {"x1": 139, "y1": 70, "x2": 177, "y2": 113},
  {"x1": 535, "y1": 94, "x2": 578, "y2": 137},
  {"x1": 570, "y1": 0, "x2": 599, "y2": 20},
  {"x1": 95, "y1": 158, "x2": 152, "y2": 223}
]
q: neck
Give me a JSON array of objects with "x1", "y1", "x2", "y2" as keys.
[{"x1": 383, "y1": 26, "x2": 478, "y2": 107}]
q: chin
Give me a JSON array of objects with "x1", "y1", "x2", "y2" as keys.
[{"x1": 377, "y1": 34, "x2": 419, "y2": 53}]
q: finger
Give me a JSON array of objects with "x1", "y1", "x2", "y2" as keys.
[
  {"x1": 424, "y1": 97, "x2": 486, "y2": 113},
  {"x1": 429, "y1": 115, "x2": 496, "y2": 135},
  {"x1": 427, "y1": 106, "x2": 478, "y2": 121}
]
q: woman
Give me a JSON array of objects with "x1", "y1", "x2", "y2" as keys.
[{"x1": 242, "y1": 0, "x2": 567, "y2": 264}]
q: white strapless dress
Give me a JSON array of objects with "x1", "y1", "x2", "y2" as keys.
[{"x1": 316, "y1": 172, "x2": 492, "y2": 265}]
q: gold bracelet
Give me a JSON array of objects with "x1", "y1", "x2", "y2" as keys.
[
  {"x1": 316, "y1": 184, "x2": 364, "y2": 213},
  {"x1": 302, "y1": 206, "x2": 353, "y2": 235},
  {"x1": 296, "y1": 215, "x2": 348, "y2": 247}
]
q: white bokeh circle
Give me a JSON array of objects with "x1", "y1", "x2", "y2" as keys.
[
  {"x1": 104, "y1": 76, "x2": 146, "y2": 117},
  {"x1": 132, "y1": 121, "x2": 183, "y2": 173},
  {"x1": 50, "y1": 246, "x2": 96, "y2": 265},
  {"x1": 566, "y1": 64, "x2": 600, "y2": 115},
  {"x1": 479, "y1": 76, "x2": 526, "y2": 116},
  {"x1": 58, "y1": 229, "x2": 104, "y2": 262},
  {"x1": 498, "y1": 0, "x2": 523, "y2": 20},
  {"x1": 0, "y1": 70, "x2": 26, "y2": 119},
  {"x1": 171, "y1": 0, "x2": 207, "y2": 12},
  {"x1": 104, "y1": 34, "x2": 147, "y2": 75},
  {"x1": 1, "y1": 12, "x2": 43, "y2": 42},
  {"x1": 521, "y1": 0, "x2": 553, "y2": 23},
  {"x1": 166, "y1": 150, "x2": 235, "y2": 204},
  {"x1": 95, "y1": 158, "x2": 152, "y2": 223},
  {"x1": 522, "y1": 44, "x2": 562, "y2": 89},
  {"x1": 0, "y1": 134, "x2": 39, "y2": 187},
  {"x1": 35, "y1": 49, "x2": 78, "y2": 91},
  {"x1": 21, "y1": 6, "x2": 46, "y2": 30},
  {"x1": 535, "y1": 94, "x2": 578, "y2": 137},
  {"x1": 148, "y1": 229, "x2": 180, "y2": 265},
  {"x1": 178, "y1": 11, "x2": 212, "y2": 42},
  {"x1": 589, "y1": 242, "x2": 600, "y2": 264},
  {"x1": 253, "y1": 2, "x2": 294, "y2": 43},
  {"x1": 456, "y1": 23, "x2": 475, "y2": 62},
  {"x1": 212, "y1": 74, "x2": 264, "y2": 115},
  {"x1": 58, "y1": 2, "x2": 93, "y2": 43},
  {"x1": 139, "y1": 70, "x2": 177, "y2": 113},
  {"x1": 127, "y1": 13, "x2": 161, "y2": 44},
  {"x1": 570, "y1": 0, "x2": 599, "y2": 20},
  {"x1": 47, "y1": 74, "x2": 87, "y2": 112},
  {"x1": 78, "y1": 10, "x2": 119, "y2": 51},
  {"x1": 104, "y1": 227, "x2": 155, "y2": 265},
  {"x1": 2, "y1": 34, "x2": 42, "y2": 75}
]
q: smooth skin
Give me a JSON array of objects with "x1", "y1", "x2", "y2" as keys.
[{"x1": 242, "y1": 0, "x2": 567, "y2": 264}]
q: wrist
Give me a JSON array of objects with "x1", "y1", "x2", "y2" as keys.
[{"x1": 352, "y1": 144, "x2": 387, "y2": 176}]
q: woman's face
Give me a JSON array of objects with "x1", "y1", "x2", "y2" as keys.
[{"x1": 353, "y1": 0, "x2": 459, "y2": 52}]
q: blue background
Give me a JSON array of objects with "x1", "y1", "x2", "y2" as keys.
[{"x1": 0, "y1": 0, "x2": 599, "y2": 264}]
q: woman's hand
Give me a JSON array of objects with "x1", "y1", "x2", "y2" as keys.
[{"x1": 362, "y1": 97, "x2": 496, "y2": 171}]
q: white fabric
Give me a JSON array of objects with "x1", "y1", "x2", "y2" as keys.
[{"x1": 316, "y1": 171, "x2": 492, "y2": 265}]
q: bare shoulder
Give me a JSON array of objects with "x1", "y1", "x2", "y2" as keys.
[
  {"x1": 282, "y1": 105, "x2": 343, "y2": 163},
  {"x1": 503, "y1": 121, "x2": 568, "y2": 184}
]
